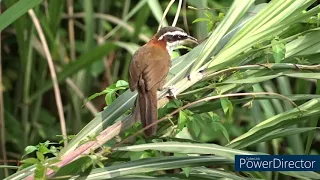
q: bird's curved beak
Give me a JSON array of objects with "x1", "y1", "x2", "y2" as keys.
[{"x1": 186, "y1": 35, "x2": 198, "y2": 45}]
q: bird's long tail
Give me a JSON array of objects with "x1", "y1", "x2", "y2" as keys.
[{"x1": 138, "y1": 87, "x2": 157, "y2": 136}]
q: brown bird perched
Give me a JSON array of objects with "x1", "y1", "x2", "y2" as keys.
[{"x1": 129, "y1": 26, "x2": 198, "y2": 136}]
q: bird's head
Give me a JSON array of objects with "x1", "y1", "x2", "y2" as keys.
[{"x1": 155, "y1": 26, "x2": 198, "y2": 53}]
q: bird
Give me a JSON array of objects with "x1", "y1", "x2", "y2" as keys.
[{"x1": 129, "y1": 26, "x2": 198, "y2": 136}]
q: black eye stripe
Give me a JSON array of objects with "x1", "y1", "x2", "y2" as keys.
[{"x1": 165, "y1": 34, "x2": 187, "y2": 41}]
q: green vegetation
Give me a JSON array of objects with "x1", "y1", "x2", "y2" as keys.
[{"x1": 1, "y1": 0, "x2": 320, "y2": 179}]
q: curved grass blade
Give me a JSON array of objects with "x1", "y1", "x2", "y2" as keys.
[
  {"x1": 115, "y1": 142, "x2": 264, "y2": 160},
  {"x1": 0, "y1": 0, "x2": 42, "y2": 31},
  {"x1": 80, "y1": 156, "x2": 232, "y2": 180},
  {"x1": 228, "y1": 98, "x2": 320, "y2": 149}
]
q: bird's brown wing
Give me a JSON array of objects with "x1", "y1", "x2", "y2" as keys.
[
  {"x1": 129, "y1": 49, "x2": 143, "y2": 91},
  {"x1": 129, "y1": 44, "x2": 171, "y2": 91},
  {"x1": 129, "y1": 43, "x2": 171, "y2": 136},
  {"x1": 142, "y1": 45, "x2": 171, "y2": 91}
]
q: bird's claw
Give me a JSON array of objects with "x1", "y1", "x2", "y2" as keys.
[{"x1": 166, "y1": 85, "x2": 177, "y2": 99}]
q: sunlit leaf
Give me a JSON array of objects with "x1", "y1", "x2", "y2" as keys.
[{"x1": 271, "y1": 37, "x2": 286, "y2": 63}]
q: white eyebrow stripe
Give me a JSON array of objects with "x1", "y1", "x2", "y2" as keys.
[{"x1": 158, "y1": 31, "x2": 188, "y2": 40}]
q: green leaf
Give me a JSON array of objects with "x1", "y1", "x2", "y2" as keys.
[
  {"x1": 116, "y1": 80, "x2": 129, "y2": 87},
  {"x1": 0, "y1": 0, "x2": 42, "y2": 31},
  {"x1": 178, "y1": 111, "x2": 189, "y2": 131},
  {"x1": 53, "y1": 156, "x2": 93, "y2": 178},
  {"x1": 79, "y1": 156, "x2": 232, "y2": 179},
  {"x1": 231, "y1": 127, "x2": 319, "y2": 149},
  {"x1": 212, "y1": 122, "x2": 230, "y2": 142},
  {"x1": 271, "y1": 38, "x2": 286, "y2": 63},
  {"x1": 47, "y1": 157, "x2": 61, "y2": 165},
  {"x1": 166, "y1": 99, "x2": 183, "y2": 108},
  {"x1": 228, "y1": 98, "x2": 320, "y2": 149},
  {"x1": 115, "y1": 142, "x2": 263, "y2": 161},
  {"x1": 115, "y1": 142, "x2": 319, "y2": 179},
  {"x1": 286, "y1": 73, "x2": 320, "y2": 79},
  {"x1": 34, "y1": 163, "x2": 46, "y2": 180},
  {"x1": 49, "y1": 165, "x2": 59, "y2": 172},
  {"x1": 106, "y1": 90, "x2": 116, "y2": 105},
  {"x1": 129, "y1": 151, "x2": 152, "y2": 161},
  {"x1": 86, "y1": 80, "x2": 129, "y2": 105},
  {"x1": 286, "y1": 30, "x2": 320, "y2": 58},
  {"x1": 182, "y1": 167, "x2": 191, "y2": 177},
  {"x1": 86, "y1": 91, "x2": 108, "y2": 103},
  {"x1": 38, "y1": 145, "x2": 51, "y2": 155},
  {"x1": 21, "y1": 158, "x2": 40, "y2": 165},
  {"x1": 204, "y1": 11, "x2": 214, "y2": 19},
  {"x1": 192, "y1": 17, "x2": 210, "y2": 23},
  {"x1": 193, "y1": 0, "x2": 255, "y2": 70},
  {"x1": 192, "y1": 167, "x2": 254, "y2": 180},
  {"x1": 220, "y1": 97, "x2": 233, "y2": 122},
  {"x1": 189, "y1": 117, "x2": 201, "y2": 138},
  {"x1": 220, "y1": 97, "x2": 231, "y2": 115},
  {"x1": 223, "y1": 74, "x2": 281, "y2": 84},
  {"x1": 36, "y1": 152, "x2": 45, "y2": 162},
  {"x1": 23, "y1": 146, "x2": 37, "y2": 157}
]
